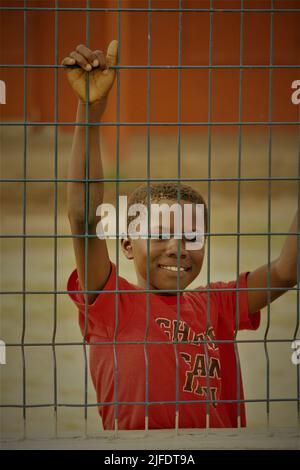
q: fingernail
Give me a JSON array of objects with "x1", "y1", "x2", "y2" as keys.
[
  {"x1": 85, "y1": 64, "x2": 92, "y2": 71},
  {"x1": 93, "y1": 59, "x2": 99, "y2": 67}
]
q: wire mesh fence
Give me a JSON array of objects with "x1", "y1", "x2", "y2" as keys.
[{"x1": 0, "y1": 0, "x2": 300, "y2": 449}]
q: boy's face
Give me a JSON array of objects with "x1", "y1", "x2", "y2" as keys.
[{"x1": 121, "y1": 199, "x2": 205, "y2": 293}]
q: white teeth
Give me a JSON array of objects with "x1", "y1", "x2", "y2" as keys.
[{"x1": 160, "y1": 265, "x2": 186, "y2": 272}]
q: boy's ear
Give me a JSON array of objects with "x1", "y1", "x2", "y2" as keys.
[{"x1": 121, "y1": 237, "x2": 134, "y2": 260}]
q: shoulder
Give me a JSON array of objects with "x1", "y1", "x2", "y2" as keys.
[
  {"x1": 67, "y1": 260, "x2": 142, "y2": 311},
  {"x1": 68, "y1": 261, "x2": 139, "y2": 292},
  {"x1": 188, "y1": 272, "x2": 250, "y2": 318},
  {"x1": 192, "y1": 272, "x2": 249, "y2": 297},
  {"x1": 193, "y1": 273, "x2": 260, "y2": 331}
]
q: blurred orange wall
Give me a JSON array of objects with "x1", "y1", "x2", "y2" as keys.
[{"x1": 0, "y1": 0, "x2": 299, "y2": 157}]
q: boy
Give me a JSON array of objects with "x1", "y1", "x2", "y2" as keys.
[{"x1": 62, "y1": 42, "x2": 298, "y2": 430}]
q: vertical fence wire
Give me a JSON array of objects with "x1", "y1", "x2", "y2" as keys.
[
  {"x1": 296, "y1": 120, "x2": 300, "y2": 424},
  {"x1": 234, "y1": 0, "x2": 245, "y2": 430},
  {"x1": 175, "y1": 0, "x2": 183, "y2": 432},
  {"x1": 113, "y1": 0, "x2": 122, "y2": 435},
  {"x1": 205, "y1": 0, "x2": 214, "y2": 430},
  {"x1": 145, "y1": 0, "x2": 152, "y2": 434},
  {"x1": 52, "y1": 0, "x2": 59, "y2": 438},
  {"x1": 83, "y1": 0, "x2": 91, "y2": 438},
  {"x1": 264, "y1": 0, "x2": 275, "y2": 429},
  {"x1": 21, "y1": 0, "x2": 28, "y2": 440}
]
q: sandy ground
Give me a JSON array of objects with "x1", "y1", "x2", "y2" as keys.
[
  {"x1": 1, "y1": 127, "x2": 299, "y2": 447},
  {"x1": 1, "y1": 428, "x2": 300, "y2": 450}
]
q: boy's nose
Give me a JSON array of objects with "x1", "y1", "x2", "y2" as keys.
[{"x1": 164, "y1": 237, "x2": 187, "y2": 258}]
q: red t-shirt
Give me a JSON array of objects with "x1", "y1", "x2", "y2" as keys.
[{"x1": 67, "y1": 262, "x2": 260, "y2": 430}]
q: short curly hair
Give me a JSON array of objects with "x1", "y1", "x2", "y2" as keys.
[{"x1": 127, "y1": 182, "x2": 207, "y2": 233}]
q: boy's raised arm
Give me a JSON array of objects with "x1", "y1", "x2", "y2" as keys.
[
  {"x1": 61, "y1": 41, "x2": 118, "y2": 304},
  {"x1": 246, "y1": 210, "x2": 299, "y2": 315}
]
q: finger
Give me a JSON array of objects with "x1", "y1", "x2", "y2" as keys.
[
  {"x1": 106, "y1": 40, "x2": 118, "y2": 67},
  {"x1": 93, "y1": 50, "x2": 107, "y2": 69},
  {"x1": 76, "y1": 44, "x2": 98, "y2": 67},
  {"x1": 61, "y1": 56, "x2": 76, "y2": 66},
  {"x1": 69, "y1": 51, "x2": 92, "y2": 71}
]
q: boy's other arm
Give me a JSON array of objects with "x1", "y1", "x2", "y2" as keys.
[
  {"x1": 62, "y1": 42, "x2": 118, "y2": 304},
  {"x1": 68, "y1": 100, "x2": 111, "y2": 305},
  {"x1": 246, "y1": 210, "x2": 298, "y2": 315}
]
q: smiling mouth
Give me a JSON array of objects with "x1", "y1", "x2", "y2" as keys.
[{"x1": 159, "y1": 264, "x2": 191, "y2": 273}]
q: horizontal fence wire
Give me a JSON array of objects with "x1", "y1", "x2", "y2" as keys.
[
  {"x1": 1, "y1": 177, "x2": 299, "y2": 182},
  {"x1": 1, "y1": 64, "x2": 300, "y2": 68},
  {"x1": 1, "y1": 7, "x2": 300, "y2": 12},
  {"x1": 2, "y1": 121, "x2": 299, "y2": 126},
  {"x1": 3, "y1": 338, "x2": 299, "y2": 346},
  {"x1": 1, "y1": 398, "x2": 299, "y2": 409},
  {"x1": 1, "y1": 232, "x2": 299, "y2": 238},
  {"x1": 1, "y1": 287, "x2": 298, "y2": 294}
]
